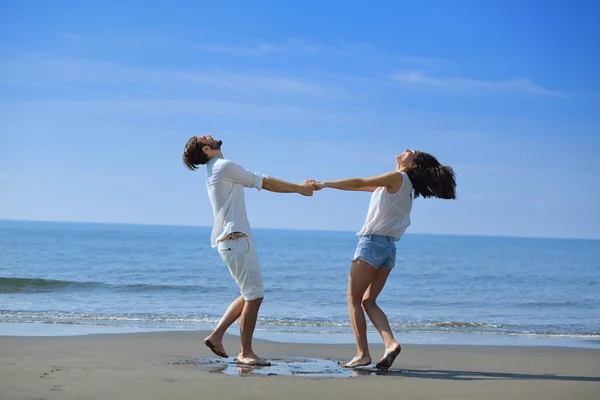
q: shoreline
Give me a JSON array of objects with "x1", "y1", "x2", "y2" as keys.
[
  {"x1": 1, "y1": 322, "x2": 599, "y2": 349},
  {"x1": 1, "y1": 330, "x2": 599, "y2": 400}
]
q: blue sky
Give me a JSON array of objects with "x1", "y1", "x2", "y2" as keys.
[{"x1": 1, "y1": 1, "x2": 599, "y2": 239}]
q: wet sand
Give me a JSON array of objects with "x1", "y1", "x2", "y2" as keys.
[{"x1": 1, "y1": 330, "x2": 599, "y2": 399}]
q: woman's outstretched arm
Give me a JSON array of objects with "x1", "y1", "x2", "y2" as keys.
[{"x1": 308, "y1": 172, "x2": 403, "y2": 193}]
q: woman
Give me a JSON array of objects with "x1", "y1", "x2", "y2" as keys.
[{"x1": 309, "y1": 149, "x2": 456, "y2": 371}]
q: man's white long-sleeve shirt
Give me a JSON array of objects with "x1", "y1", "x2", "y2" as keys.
[{"x1": 206, "y1": 158, "x2": 266, "y2": 248}]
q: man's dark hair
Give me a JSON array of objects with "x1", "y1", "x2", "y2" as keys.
[{"x1": 182, "y1": 136, "x2": 209, "y2": 170}]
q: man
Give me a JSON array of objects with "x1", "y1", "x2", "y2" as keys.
[{"x1": 182, "y1": 135, "x2": 314, "y2": 366}]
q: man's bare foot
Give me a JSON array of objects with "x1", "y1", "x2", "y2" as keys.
[
  {"x1": 235, "y1": 353, "x2": 271, "y2": 366},
  {"x1": 375, "y1": 343, "x2": 401, "y2": 371},
  {"x1": 203, "y1": 337, "x2": 228, "y2": 358},
  {"x1": 340, "y1": 355, "x2": 371, "y2": 368}
]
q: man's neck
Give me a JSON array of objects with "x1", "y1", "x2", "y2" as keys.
[{"x1": 208, "y1": 151, "x2": 224, "y2": 161}]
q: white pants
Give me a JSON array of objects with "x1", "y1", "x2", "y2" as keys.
[{"x1": 217, "y1": 237, "x2": 264, "y2": 301}]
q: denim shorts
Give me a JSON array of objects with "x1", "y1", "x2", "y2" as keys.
[{"x1": 353, "y1": 235, "x2": 396, "y2": 269}]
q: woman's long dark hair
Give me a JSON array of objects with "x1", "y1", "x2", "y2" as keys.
[{"x1": 406, "y1": 152, "x2": 456, "y2": 199}]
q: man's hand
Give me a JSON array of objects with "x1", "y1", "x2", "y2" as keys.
[
  {"x1": 262, "y1": 177, "x2": 316, "y2": 195},
  {"x1": 299, "y1": 181, "x2": 315, "y2": 197},
  {"x1": 301, "y1": 179, "x2": 325, "y2": 191}
]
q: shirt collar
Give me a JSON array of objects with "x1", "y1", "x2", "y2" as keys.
[{"x1": 207, "y1": 157, "x2": 218, "y2": 168}]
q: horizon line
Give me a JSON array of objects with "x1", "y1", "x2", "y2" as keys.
[{"x1": 1, "y1": 218, "x2": 598, "y2": 242}]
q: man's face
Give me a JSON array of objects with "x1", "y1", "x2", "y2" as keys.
[{"x1": 198, "y1": 135, "x2": 222, "y2": 151}]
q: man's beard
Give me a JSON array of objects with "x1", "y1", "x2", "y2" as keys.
[{"x1": 208, "y1": 140, "x2": 222, "y2": 150}]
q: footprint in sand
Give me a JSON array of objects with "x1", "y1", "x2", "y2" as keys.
[{"x1": 40, "y1": 366, "x2": 69, "y2": 379}]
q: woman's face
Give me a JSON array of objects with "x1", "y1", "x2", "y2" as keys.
[{"x1": 396, "y1": 149, "x2": 419, "y2": 169}]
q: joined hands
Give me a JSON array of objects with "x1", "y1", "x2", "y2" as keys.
[{"x1": 300, "y1": 179, "x2": 325, "y2": 196}]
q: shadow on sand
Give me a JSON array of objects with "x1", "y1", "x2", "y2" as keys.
[
  {"x1": 181, "y1": 357, "x2": 600, "y2": 382},
  {"x1": 352, "y1": 367, "x2": 600, "y2": 382}
]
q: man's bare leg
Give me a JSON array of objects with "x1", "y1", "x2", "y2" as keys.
[
  {"x1": 204, "y1": 295, "x2": 245, "y2": 358},
  {"x1": 361, "y1": 268, "x2": 401, "y2": 371},
  {"x1": 236, "y1": 297, "x2": 270, "y2": 366},
  {"x1": 341, "y1": 260, "x2": 377, "y2": 368}
]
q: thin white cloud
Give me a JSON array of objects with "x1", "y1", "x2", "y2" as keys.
[
  {"x1": 0, "y1": 99, "x2": 374, "y2": 126},
  {"x1": 2, "y1": 100, "x2": 315, "y2": 121},
  {"x1": 194, "y1": 39, "x2": 389, "y2": 59},
  {"x1": 1, "y1": 58, "x2": 340, "y2": 97},
  {"x1": 391, "y1": 70, "x2": 569, "y2": 98},
  {"x1": 195, "y1": 43, "x2": 279, "y2": 56},
  {"x1": 60, "y1": 29, "x2": 171, "y2": 48},
  {"x1": 195, "y1": 39, "x2": 318, "y2": 56},
  {"x1": 188, "y1": 73, "x2": 336, "y2": 96},
  {"x1": 195, "y1": 39, "x2": 455, "y2": 81}
]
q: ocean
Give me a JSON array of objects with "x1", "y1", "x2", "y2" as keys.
[{"x1": 1, "y1": 220, "x2": 599, "y2": 348}]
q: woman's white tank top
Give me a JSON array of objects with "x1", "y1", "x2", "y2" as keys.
[{"x1": 356, "y1": 172, "x2": 413, "y2": 241}]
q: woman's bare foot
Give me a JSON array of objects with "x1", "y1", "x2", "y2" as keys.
[
  {"x1": 340, "y1": 355, "x2": 371, "y2": 368},
  {"x1": 235, "y1": 352, "x2": 271, "y2": 366},
  {"x1": 203, "y1": 336, "x2": 228, "y2": 358},
  {"x1": 375, "y1": 343, "x2": 401, "y2": 371}
]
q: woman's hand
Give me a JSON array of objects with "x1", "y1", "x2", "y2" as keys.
[{"x1": 301, "y1": 179, "x2": 325, "y2": 190}]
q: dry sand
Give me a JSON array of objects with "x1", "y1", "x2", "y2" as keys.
[{"x1": 1, "y1": 331, "x2": 599, "y2": 400}]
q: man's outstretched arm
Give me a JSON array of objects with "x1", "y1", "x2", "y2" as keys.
[
  {"x1": 263, "y1": 177, "x2": 313, "y2": 196},
  {"x1": 216, "y1": 161, "x2": 313, "y2": 196}
]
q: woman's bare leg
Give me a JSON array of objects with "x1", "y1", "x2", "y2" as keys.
[
  {"x1": 341, "y1": 259, "x2": 378, "y2": 368},
  {"x1": 362, "y1": 268, "x2": 401, "y2": 370}
]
